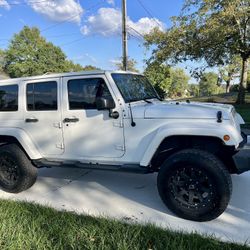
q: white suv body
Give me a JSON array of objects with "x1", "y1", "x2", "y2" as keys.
[
  {"x1": 0, "y1": 71, "x2": 245, "y2": 163},
  {"x1": 0, "y1": 70, "x2": 249, "y2": 222}
]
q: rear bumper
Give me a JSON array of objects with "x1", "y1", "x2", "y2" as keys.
[{"x1": 233, "y1": 129, "x2": 250, "y2": 174}]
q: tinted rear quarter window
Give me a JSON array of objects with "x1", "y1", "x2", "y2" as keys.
[
  {"x1": 0, "y1": 84, "x2": 18, "y2": 112},
  {"x1": 27, "y1": 81, "x2": 57, "y2": 111}
]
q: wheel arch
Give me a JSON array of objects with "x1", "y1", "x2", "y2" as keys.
[
  {"x1": 141, "y1": 134, "x2": 237, "y2": 173},
  {"x1": 0, "y1": 128, "x2": 42, "y2": 160}
]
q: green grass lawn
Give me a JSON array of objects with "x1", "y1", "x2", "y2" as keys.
[
  {"x1": 0, "y1": 199, "x2": 248, "y2": 250},
  {"x1": 235, "y1": 105, "x2": 250, "y2": 123}
]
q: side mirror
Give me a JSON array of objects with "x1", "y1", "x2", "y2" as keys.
[{"x1": 96, "y1": 97, "x2": 116, "y2": 110}]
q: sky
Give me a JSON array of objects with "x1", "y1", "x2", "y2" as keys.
[{"x1": 0, "y1": 0, "x2": 185, "y2": 72}]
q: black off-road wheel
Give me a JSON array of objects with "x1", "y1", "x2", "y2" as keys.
[
  {"x1": 157, "y1": 149, "x2": 232, "y2": 221},
  {"x1": 0, "y1": 144, "x2": 37, "y2": 193}
]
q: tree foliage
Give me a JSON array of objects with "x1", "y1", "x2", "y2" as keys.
[
  {"x1": 82, "y1": 65, "x2": 101, "y2": 71},
  {"x1": 115, "y1": 58, "x2": 139, "y2": 72},
  {"x1": 145, "y1": 0, "x2": 250, "y2": 103},
  {"x1": 144, "y1": 63, "x2": 189, "y2": 98},
  {"x1": 0, "y1": 49, "x2": 5, "y2": 74},
  {"x1": 218, "y1": 56, "x2": 241, "y2": 93},
  {"x1": 3, "y1": 26, "x2": 83, "y2": 78},
  {"x1": 199, "y1": 72, "x2": 223, "y2": 96},
  {"x1": 144, "y1": 62, "x2": 171, "y2": 98},
  {"x1": 168, "y1": 68, "x2": 190, "y2": 98},
  {"x1": 189, "y1": 84, "x2": 200, "y2": 97}
]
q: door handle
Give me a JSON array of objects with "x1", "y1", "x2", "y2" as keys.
[
  {"x1": 25, "y1": 118, "x2": 39, "y2": 123},
  {"x1": 63, "y1": 117, "x2": 79, "y2": 123}
]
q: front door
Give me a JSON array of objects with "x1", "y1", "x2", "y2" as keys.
[
  {"x1": 62, "y1": 75, "x2": 125, "y2": 160},
  {"x1": 23, "y1": 78, "x2": 64, "y2": 156}
]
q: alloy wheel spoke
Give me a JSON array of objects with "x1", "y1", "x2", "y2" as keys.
[
  {"x1": 188, "y1": 191, "x2": 195, "y2": 205},
  {"x1": 0, "y1": 157, "x2": 19, "y2": 185},
  {"x1": 178, "y1": 188, "x2": 189, "y2": 197},
  {"x1": 171, "y1": 167, "x2": 214, "y2": 208}
]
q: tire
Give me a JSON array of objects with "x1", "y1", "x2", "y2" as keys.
[
  {"x1": 0, "y1": 144, "x2": 37, "y2": 193},
  {"x1": 157, "y1": 149, "x2": 232, "y2": 221}
]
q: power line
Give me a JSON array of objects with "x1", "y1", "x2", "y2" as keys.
[
  {"x1": 0, "y1": 32, "x2": 82, "y2": 43},
  {"x1": 127, "y1": 31, "x2": 143, "y2": 42},
  {"x1": 127, "y1": 24, "x2": 144, "y2": 39},
  {"x1": 0, "y1": 0, "x2": 50, "y2": 6},
  {"x1": 46, "y1": 32, "x2": 82, "y2": 38},
  {"x1": 0, "y1": 1, "x2": 106, "y2": 50},
  {"x1": 0, "y1": 36, "x2": 89, "y2": 49},
  {"x1": 135, "y1": 0, "x2": 163, "y2": 28},
  {"x1": 60, "y1": 37, "x2": 89, "y2": 47},
  {"x1": 41, "y1": 0, "x2": 106, "y2": 33},
  {"x1": 127, "y1": 27, "x2": 144, "y2": 41}
]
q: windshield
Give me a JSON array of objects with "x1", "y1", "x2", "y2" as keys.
[{"x1": 112, "y1": 73, "x2": 159, "y2": 103}]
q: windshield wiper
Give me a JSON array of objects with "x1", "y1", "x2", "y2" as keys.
[{"x1": 143, "y1": 98, "x2": 152, "y2": 103}]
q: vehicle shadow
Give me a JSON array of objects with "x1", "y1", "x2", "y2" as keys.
[{"x1": 35, "y1": 167, "x2": 250, "y2": 222}]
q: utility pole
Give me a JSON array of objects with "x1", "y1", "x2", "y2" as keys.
[{"x1": 122, "y1": 0, "x2": 128, "y2": 71}]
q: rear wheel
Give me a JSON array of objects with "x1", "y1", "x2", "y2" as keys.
[
  {"x1": 0, "y1": 144, "x2": 37, "y2": 193},
  {"x1": 157, "y1": 149, "x2": 232, "y2": 221}
]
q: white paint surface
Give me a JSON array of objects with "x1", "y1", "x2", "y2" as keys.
[{"x1": 0, "y1": 168, "x2": 249, "y2": 245}]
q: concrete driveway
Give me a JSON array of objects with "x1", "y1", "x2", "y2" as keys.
[{"x1": 0, "y1": 167, "x2": 250, "y2": 245}]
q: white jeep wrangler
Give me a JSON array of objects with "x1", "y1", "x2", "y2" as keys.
[{"x1": 0, "y1": 70, "x2": 249, "y2": 221}]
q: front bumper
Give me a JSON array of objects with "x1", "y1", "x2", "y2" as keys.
[{"x1": 233, "y1": 129, "x2": 250, "y2": 174}]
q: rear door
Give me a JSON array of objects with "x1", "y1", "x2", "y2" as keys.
[{"x1": 22, "y1": 78, "x2": 64, "y2": 156}]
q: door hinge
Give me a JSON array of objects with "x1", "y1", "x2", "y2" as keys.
[
  {"x1": 113, "y1": 122, "x2": 124, "y2": 128},
  {"x1": 53, "y1": 122, "x2": 62, "y2": 129},
  {"x1": 56, "y1": 143, "x2": 64, "y2": 149},
  {"x1": 115, "y1": 145, "x2": 125, "y2": 151}
]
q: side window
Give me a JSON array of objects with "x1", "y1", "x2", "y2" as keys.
[
  {"x1": 68, "y1": 78, "x2": 112, "y2": 110},
  {"x1": 0, "y1": 84, "x2": 18, "y2": 112},
  {"x1": 27, "y1": 81, "x2": 57, "y2": 111}
]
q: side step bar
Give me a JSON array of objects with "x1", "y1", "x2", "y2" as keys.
[{"x1": 33, "y1": 159, "x2": 153, "y2": 174}]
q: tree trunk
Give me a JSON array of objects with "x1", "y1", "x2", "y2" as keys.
[
  {"x1": 226, "y1": 79, "x2": 231, "y2": 93},
  {"x1": 236, "y1": 57, "x2": 248, "y2": 104},
  {"x1": 226, "y1": 71, "x2": 233, "y2": 93}
]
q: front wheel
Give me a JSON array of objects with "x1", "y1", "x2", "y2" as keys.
[{"x1": 157, "y1": 149, "x2": 232, "y2": 221}]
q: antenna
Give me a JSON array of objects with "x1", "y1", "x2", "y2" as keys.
[{"x1": 129, "y1": 103, "x2": 136, "y2": 127}]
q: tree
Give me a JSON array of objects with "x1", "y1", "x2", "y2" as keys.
[
  {"x1": 115, "y1": 58, "x2": 139, "y2": 72},
  {"x1": 144, "y1": 63, "x2": 189, "y2": 98},
  {"x1": 168, "y1": 68, "x2": 190, "y2": 98},
  {"x1": 64, "y1": 60, "x2": 83, "y2": 72},
  {"x1": 4, "y1": 26, "x2": 83, "y2": 78},
  {"x1": 247, "y1": 69, "x2": 250, "y2": 92},
  {"x1": 82, "y1": 65, "x2": 101, "y2": 71},
  {"x1": 218, "y1": 56, "x2": 241, "y2": 93},
  {"x1": 144, "y1": 62, "x2": 171, "y2": 98},
  {"x1": 0, "y1": 49, "x2": 5, "y2": 74},
  {"x1": 199, "y1": 72, "x2": 223, "y2": 96},
  {"x1": 145, "y1": 0, "x2": 250, "y2": 104},
  {"x1": 189, "y1": 84, "x2": 200, "y2": 97},
  {"x1": 0, "y1": 49, "x2": 9, "y2": 79}
]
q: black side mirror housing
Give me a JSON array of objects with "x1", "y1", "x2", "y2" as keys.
[{"x1": 96, "y1": 97, "x2": 116, "y2": 110}]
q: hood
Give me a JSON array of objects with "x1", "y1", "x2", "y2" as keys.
[{"x1": 132, "y1": 101, "x2": 234, "y2": 120}]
